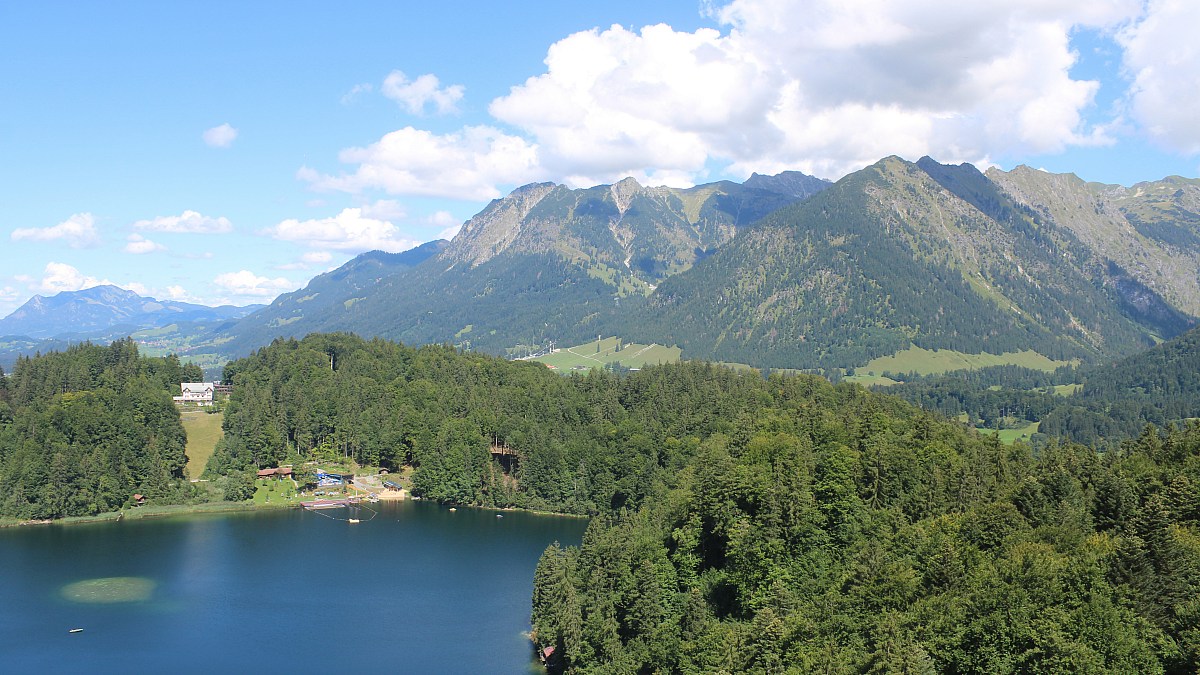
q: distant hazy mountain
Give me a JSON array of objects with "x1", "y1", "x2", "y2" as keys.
[{"x1": 0, "y1": 285, "x2": 263, "y2": 340}]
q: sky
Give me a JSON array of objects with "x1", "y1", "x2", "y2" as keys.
[{"x1": 2, "y1": 0, "x2": 1199, "y2": 317}]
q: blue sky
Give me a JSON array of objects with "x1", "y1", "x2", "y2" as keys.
[{"x1": 2, "y1": 0, "x2": 1198, "y2": 317}]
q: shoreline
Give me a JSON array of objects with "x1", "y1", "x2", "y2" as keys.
[
  {"x1": 1, "y1": 494, "x2": 592, "y2": 528},
  {"x1": 0, "y1": 500, "x2": 282, "y2": 529}
]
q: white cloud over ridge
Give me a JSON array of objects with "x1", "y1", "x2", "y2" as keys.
[
  {"x1": 31, "y1": 262, "x2": 109, "y2": 293},
  {"x1": 212, "y1": 270, "x2": 297, "y2": 298},
  {"x1": 11, "y1": 213, "x2": 102, "y2": 248},
  {"x1": 306, "y1": 0, "x2": 1193, "y2": 200},
  {"x1": 133, "y1": 210, "x2": 233, "y2": 234},
  {"x1": 301, "y1": 126, "x2": 540, "y2": 200},
  {"x1": 263, "y1": 207, "x2": 420, "y2": 254},
  {"x1": 203, "y1": 123, "x2": 238, "y2": 148},
  {"x1": 382, "y1": 70, "x2": 464, "y2": 115}
]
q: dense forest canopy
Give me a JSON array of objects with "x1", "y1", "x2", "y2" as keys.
[
  {"x1": 882, "y1": 327, "x2": 1200, "y2": 446},
  {"x1": 532, "y1": 416, "x2": 1200, "y2": 673},
  {"x1": 6, "y1": 331, "x2": 1200, "y2": 671},
  {"x1": 0, "y1": 339, "x2": 202, "y2": 519}
]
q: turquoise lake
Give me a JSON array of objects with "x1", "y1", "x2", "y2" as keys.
[{"x1": 0, "y1": 501, "x2": 588, "y2": 673}]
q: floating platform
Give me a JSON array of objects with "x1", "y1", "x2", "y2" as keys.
[{"x1": 300, "y1": 498, "x2": 356, "y2": 510}]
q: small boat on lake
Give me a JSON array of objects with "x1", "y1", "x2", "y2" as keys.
[{"x1": 69, "y1": 628, "x2": 83, "y2": 634}]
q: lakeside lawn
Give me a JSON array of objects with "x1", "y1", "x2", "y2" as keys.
[
  {"x1": 182, "y1": 410, "x2": 224, "y2": 480},
  {"x1": 252, "y1": 477, "x2": 307, "y2": 506}
]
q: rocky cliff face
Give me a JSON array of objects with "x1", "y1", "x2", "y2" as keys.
[
  {"x1": 987, "y1": 167, "x2": 1200, "y2": 317},
  {"x1": 436, "y1": 173, "x2": 828, "y2": 294}
]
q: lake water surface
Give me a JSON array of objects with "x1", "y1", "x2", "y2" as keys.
[{"x1": 0, "y1": 501, "x2": 588, "y2": 673}]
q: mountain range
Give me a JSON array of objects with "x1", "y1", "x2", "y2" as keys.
[
  {"x1": 4, "y1": 157, "x2": 1199, "y2": 374},
  {"x1": 0, "y1": 285, "x2": 261, "y2": 340}
]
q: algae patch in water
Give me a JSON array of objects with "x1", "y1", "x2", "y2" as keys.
[{"x1": 61, "y1": 577, "x2": 156, "y2": 603}]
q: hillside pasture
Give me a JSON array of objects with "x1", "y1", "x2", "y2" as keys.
[
  {"x1": 977, "y1": 421, "x2": 1040, "y2": 444},
  {"x1": 182, "y1": 410, "x2": 224, "y2": 480},
  {"x1": 859, "y1": 346, "x2": 1072, "y2": 378},
  {"x1": 531, "y1": 336, "x2": 681, "y2": 372}
]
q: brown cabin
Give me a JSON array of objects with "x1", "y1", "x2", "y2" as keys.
[{"x1": 132, "y1": 494, "x2": 146, "y2": 506}]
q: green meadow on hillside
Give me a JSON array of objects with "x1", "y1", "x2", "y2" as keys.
[
  {"x1": 182, "y1": 410, "x2": 224, "y2": 480},
  {"x1": 530, "y1": 336, "x2": 681, "y2": 372},
  {"x1": 855, "y1": 346, "x2": 1072, "y2": 382}
]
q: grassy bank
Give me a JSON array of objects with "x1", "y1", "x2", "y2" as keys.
[{"x1": 0, "y1": 500, "x2": 284, "y2": 529}]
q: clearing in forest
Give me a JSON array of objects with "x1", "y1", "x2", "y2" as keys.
[
  {"x1": 182, "y1": 410, "x2": 224, "y2": 480},
  {"x1": 855, "y1": 346, "x2": 1073, "y2": 382},
  {"x1": 530, "y1": 336, "x2": 681, "y2": 372}
]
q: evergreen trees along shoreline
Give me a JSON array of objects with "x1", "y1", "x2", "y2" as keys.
[{"x1": 0, "y1": 339, "x2": 202, "y2": 519}]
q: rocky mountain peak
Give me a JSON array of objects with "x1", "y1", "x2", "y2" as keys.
[
  {"x1": 443, "y1": 181, "x2": 561, "y2": 268},
  {"x1": 610, "y1": 177, "x2": 643, "y2": 215}
]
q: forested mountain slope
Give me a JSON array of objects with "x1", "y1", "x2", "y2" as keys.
[
  {"x1": 620, "y1": 156, "x2": 1195, "y2": 369},
  {"x1": 882, "y1": 325, "x2": 1200, "y2": 446},
  {"x1": 209, "y1": 172, "x2": 828, "y2": 359},
  {"x1": 193, "y1": 159, "x2": 1200, "y2": 372},
  {"x1": 215, "y1": 240, "x2": 448, "y2": 358},
  {"x1": 1039, "y1": 325, "x2": 1200, "y2": 442}
]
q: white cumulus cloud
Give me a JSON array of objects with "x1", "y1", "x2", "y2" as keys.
[
  {"x1": 381, "y1": 70, "x2": 465, "y2": 115},
  {"x1": 300, "y1": 125, "x2": 541, "y2": 200},
  {"x1": 1118, "y1": 0, "x2": 1200, "y2": 154},
  {"x1": 202, "y1": 123, "x2": 238, "y2": 148},
  {"x1": 212, "y1": 270, "x2": 298, "y2": 298},
  {"x1": 305, "y1": 0, "x2": 1186, "y2": 197},
  {"x1": 125, "y1": 234, "x2": 166, "y2": 254},
  {"x1": 263, "y1": 207, "x2": 420, "y2": 253},
  {"x1": 133, "y1": 210, "x2": 233, "y2": 234},
  {"x1": 32, "y1": 262, "x2": 110, "y2": 293},
  {"x1": 11, "y1": 213, "x2": 102, "y2": 248},
  {"x1": 302, "y1": 251, "x2": 333, "y2": 264}
]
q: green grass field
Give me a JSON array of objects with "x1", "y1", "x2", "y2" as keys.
[
  {"x1": 531, "y1": 336, "x2": 681, "y2": 372},
  {"x1": 182, "y1": 410, "x2": 224, "y2": 480},
  {"x1": 252, "y1": 477, "x2": 305, "y2": 506},
  {"x1": 859, "y1": 346, "x2": 1073, "y2": 379},
  {"x1": 977, "y1": 421, "x2": 1040, "y2": 444}
]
